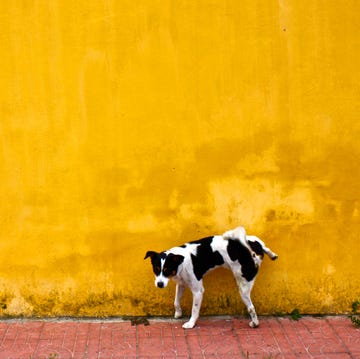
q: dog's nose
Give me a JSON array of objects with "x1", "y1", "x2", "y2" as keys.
[{"x1": 157, "y1": 282, "x2": 164, "y2": 288}]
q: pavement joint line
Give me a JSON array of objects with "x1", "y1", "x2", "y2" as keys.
[
  {"x1": 326, "y1": 316, "x2": 355, "y2": 359},
  {"x1": 274, "y1": 316, "x2": 298, "y2": 357}
]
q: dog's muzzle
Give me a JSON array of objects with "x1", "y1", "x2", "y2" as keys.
[{"x1": 155, "y1": 276, "x2": 169, "y2": 288}]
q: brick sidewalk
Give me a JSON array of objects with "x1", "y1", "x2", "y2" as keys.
[{"x1": 0, "y1": 316, "x2": 358, "y2": 358}]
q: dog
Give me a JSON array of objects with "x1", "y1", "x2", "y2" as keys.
[{"x1": 144, "y1": 226, "x2": 278, "y2": 329}]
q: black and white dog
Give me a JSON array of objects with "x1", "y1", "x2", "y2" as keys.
[{"x1": 145, "y1": 226, "x2": 278, "y2": 329}]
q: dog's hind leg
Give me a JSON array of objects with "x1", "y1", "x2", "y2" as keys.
[
  {"x1": 174, "y1": 283, "x2": 185, "y2": 319},
  {"x1": 251, "y1": 237, "x2": 278, "y2": 261},
  {"x1": 262, "y1": 245, "x2": 278, "y2": 260},
  {"x1": 182, "y1": 282, "x2": 204, "y2": 329},
  {"x1": 236, "y1": 277, "x2": 259, "y2": 328}
]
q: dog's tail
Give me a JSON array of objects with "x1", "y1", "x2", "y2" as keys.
[{"x1": 222, "y1": 226, "x2": 278, "y2": 261}]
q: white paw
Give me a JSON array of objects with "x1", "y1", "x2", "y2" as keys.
[
  {"x1": 249, "y1": 320, "x2": 259, "y2": 328},
  {"x1": 174, "y1": 310, "x2": 182, "y2": 319},
  {"x1": 182, "y1": 321, "x2": 196, "y2": 329}
]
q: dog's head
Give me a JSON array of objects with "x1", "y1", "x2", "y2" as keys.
[{"x1": 144, "y1": 251, "x2": 184, "y2": 288}]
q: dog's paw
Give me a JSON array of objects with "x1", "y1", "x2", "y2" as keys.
[
  {"x1": 182, "y1": 321, "x2": 196, "y2": 329},
  {"x1": 249, "y1": 320, "x2": 259, "y2": 328},
  {"x1": 270, "y1": 253, "x2": 278, "y2": 261},
  {"x1": 174, "y1": 310, "x2": 182, "y2": 319}
]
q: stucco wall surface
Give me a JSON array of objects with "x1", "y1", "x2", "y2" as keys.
[{"x1": 0, "y1": 0, "x2": 359, "y2": 317}]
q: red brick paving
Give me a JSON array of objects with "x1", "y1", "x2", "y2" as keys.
[{"x1": 0, "y1": 316, "x2": 358, "y2": 358}]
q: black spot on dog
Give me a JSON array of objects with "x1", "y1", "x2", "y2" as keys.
[
  {"x1": 188, "y1": 236, "x2": 214, "y2": 245},
  {"x1": 248, "y1": 240, "x2": 264, "y2": 257},
  {"x1": 162, "y1": 253, "x2": 184, "y2": 278},
  {"x1": 227, "y1": 239, "x2": 258, "y2": 281},
  {"x1": 190, "y1": 237, "x2": 225, "y2": 280}
]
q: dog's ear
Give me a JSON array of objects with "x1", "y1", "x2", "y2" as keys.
[{"x1": 144, "y1": 251, "x2": 157, "y2": 260}]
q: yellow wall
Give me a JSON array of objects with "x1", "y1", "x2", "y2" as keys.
[{"x1": 0, "y1": 0, "x2": 359, "y2": 317}]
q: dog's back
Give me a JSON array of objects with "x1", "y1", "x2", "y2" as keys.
[{"x1": 169, "y1": 226, "x2": 277, "y2": 282}]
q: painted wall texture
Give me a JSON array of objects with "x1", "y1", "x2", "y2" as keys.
[{"x1": 0, "y1": 0, "x2": 359, "y2": 317}]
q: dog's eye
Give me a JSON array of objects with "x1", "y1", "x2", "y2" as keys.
[
  {"x1": 163, "y1": 267, "x2": 176, "y2": 277},
  {"x1": 163, "y1": 267, "x2": 170, "y2": 276},
  {"x1": 154, "y1": 266, "x2": 161, "y2": 274}
]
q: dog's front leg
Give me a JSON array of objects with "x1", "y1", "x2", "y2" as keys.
[
  {"x1": 174, "y1": 283, "x2": 185, "y2": 319},
  {"x1": 182, "y1": 284, "x2": 204, "y2": 329}
]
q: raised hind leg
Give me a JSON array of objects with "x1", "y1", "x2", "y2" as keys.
[
  {"x1": 251, "y1": 236, "x2": 278, "y2": 260},
  {"x1": 263, "y1": 245, "x2": 278, "y2": 260}
]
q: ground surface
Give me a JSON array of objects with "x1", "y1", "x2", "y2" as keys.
[{"x1": 0, "y1": 316, "x2": 358, "y2": 358}]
